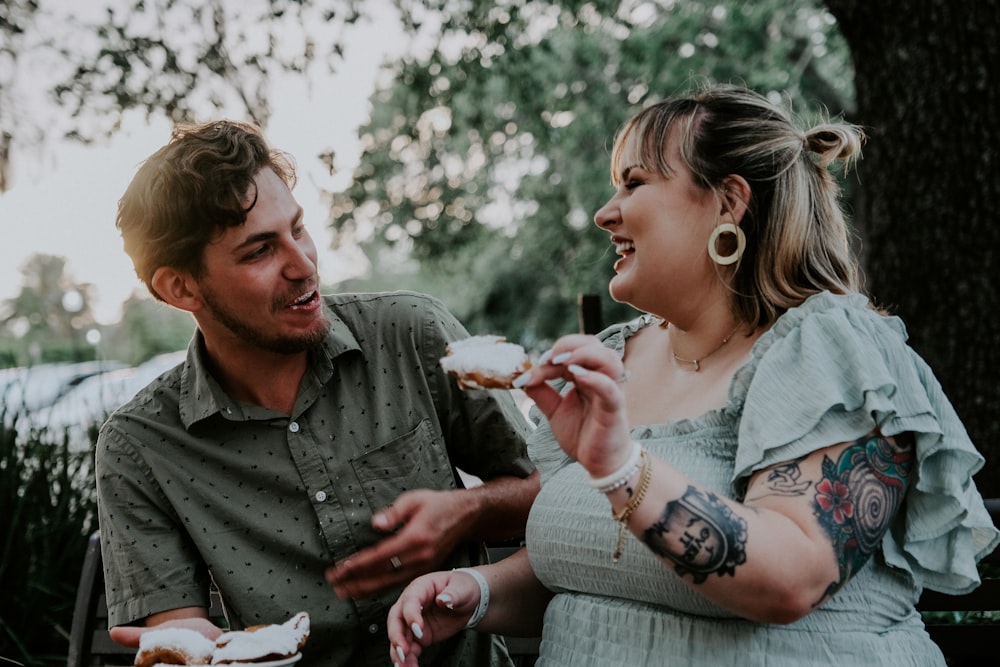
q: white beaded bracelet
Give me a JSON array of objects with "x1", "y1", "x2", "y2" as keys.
[
  {"x1": 586, "y1": 441, "x2": 643, "y2": 494},
  {"x1": 453, "y1": 567, "x2": 490, "y2": 628}
]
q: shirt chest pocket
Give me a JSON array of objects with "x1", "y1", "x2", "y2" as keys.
[{"x1": 349, "y1": 419, "x2": 457, "y2": 510}]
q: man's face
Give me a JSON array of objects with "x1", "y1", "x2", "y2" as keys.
[{"x1": 194, "y1": 167, "x2": 329, "y2": 354}]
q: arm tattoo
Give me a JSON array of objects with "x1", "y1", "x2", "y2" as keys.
[
  {"x1": 744, "y1": 458, "x2": 812, "y2": 501},
  {"x1": 813, "y1": 433, "x2": 913, "y2": 602},
  {"x1": 642, "y1": 486, "x2": 749, "y2": 584}
]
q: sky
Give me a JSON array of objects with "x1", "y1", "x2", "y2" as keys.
[{"x1": 0, "y1": 2, "x2": 406, "y2": 325}]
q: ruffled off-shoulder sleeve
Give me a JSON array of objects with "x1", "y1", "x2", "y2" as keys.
[{"x1": 733, "y1": 292, "x2": 999, "y2": 594}]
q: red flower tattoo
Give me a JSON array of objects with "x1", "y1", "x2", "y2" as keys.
[{"x1": 815, "y1": 478, "x2": 854, "y2": 524}]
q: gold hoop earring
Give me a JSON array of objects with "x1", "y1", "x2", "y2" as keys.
[{"x1": 707, "y1": 223, "x2": 746, "y2": 266}]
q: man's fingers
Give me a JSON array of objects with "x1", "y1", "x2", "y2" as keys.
[
  {"x1": 326, "y1": 547, "x2": 412, "y2": 598},
  {"x1": 109, "y1": 625, "x2": 144, "y2": 648},
  {"x1": 373, "y1": 505, "x2": 399, "y2": 532},
  {"x1": 109, "y1": 618, "x2": 222, "y2": 649}
]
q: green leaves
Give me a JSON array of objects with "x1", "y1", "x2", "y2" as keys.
[
  {"x1": 0, "y1": 409, "x2": 97, "y2": 666},
  {"x1": 333, "y1": 0, "x2": 853, "y2": 342},
  {"x1": 3, "y1": 0, "x2": 854, "y2": 345}
]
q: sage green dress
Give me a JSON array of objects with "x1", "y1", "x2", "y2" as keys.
[{"x1": 525, "y1": 292, "x2": 998, "y2": 666}]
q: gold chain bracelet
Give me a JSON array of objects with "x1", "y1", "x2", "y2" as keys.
[{"x1": 611, "y1": 448, "x2": 651, "y2": 563}]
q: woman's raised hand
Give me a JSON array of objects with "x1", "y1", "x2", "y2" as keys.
[{"x1": 513, "y1": 334, "x2": 634, "y2": 479}]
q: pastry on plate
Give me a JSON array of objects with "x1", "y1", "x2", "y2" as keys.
[
  {"x1": 134, "y1": 627, "x2": 215, "y2": 667},
  {"x1": 212, "y1": 611, "x2": 310, "y2": 664},
  {"x1": 132, "y1": 612, "x2": 309, "y2": 666}
]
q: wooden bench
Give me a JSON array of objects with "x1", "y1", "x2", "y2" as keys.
[{"x1": 915, "y1": 498, "x2": 1000, "y2": 666}]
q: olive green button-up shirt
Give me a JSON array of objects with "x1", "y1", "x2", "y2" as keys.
[{"x1": 96, "y1": 291, "x2": 533, "y2": 666}]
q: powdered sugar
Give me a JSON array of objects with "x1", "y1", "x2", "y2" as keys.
[
  {"x1": 134, "y1": 612, "x2": 309, "y2": 666},
  {"x1": 137, "y1": 627, "x2": 215, "y2": 665},
  {"x1": 440, "y1": 335, "x2": 530, "y2": 389},
  {"x1": 212, "y1": 612, "x2": 309, "y2": 664},
  {"x1": 212, "y1": 626, "x2": 298, "y2": 663}
]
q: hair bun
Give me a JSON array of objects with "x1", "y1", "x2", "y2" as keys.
[{"x1": 803, "y1": 123, "x2": 865, "y2": 168}]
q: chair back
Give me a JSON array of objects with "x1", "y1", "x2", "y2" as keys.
[{"x1": 66, "y1": 531, "x2": 225, "y2": 667}]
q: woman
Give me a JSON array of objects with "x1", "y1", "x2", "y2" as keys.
[{"x1": 386, "y1": 84, "x2": 999, "y2": 666}]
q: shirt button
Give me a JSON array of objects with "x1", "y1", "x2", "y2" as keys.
[
  {"x1": 368, "y1": 624, "x2": 378, "y2": 634},
  {"x1": 289, "y1": 421, "x2": 300, "y2": 433},
  {"x1": 314, "y1": 490, "x2": 327, "y2": 502}
]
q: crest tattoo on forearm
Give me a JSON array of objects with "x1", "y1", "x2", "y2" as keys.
[
  {"x1": 642, "y1": 486, "x2": 749, "y2": 584},
  {"x1": 812, "y1": 433, "x2": 913, "y2": 604}
]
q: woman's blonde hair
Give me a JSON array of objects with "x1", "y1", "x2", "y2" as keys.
[{"x1": 610, "y1": 84, "x2": 865, "y2": 328}]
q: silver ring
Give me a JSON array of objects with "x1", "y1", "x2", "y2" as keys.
[{"x1": 389, "y1": 555, "x2": 403, "y2": 571}]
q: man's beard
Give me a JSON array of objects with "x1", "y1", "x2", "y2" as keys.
[{"x1": 201, "y1": 285, "x2": 330, "y2": 354}]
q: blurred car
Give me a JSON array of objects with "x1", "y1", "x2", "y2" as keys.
[
  {"x1": 0, "y1": 360, "x2": 129, "y2": 415},
  {"x1": 6, "y1": 351, "x2": 185, "y2": 451}
]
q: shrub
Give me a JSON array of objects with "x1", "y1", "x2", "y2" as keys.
[{"x1": 0, "y1": 408, "x2": 97, "y2": 666}]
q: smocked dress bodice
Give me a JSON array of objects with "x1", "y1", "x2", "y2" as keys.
[{"x1": 525, "y1": 292, "x2": 998, "y2": 666}]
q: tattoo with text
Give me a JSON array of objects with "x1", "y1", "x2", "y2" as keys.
[
  {"x1": 643, "y1": 486, "x2": 749, "y2": 584},
  {"x1": 813, "y1": 433, "x2": 913, "y2": 603}
]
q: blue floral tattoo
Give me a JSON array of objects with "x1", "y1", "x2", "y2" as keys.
[{"x1": 813, "y1": 433, "x2": 913, "y2": 602}]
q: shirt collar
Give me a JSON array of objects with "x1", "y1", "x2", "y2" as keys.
[{"x1": 178, "y1": 301, "x2": 362, "y2": 428}]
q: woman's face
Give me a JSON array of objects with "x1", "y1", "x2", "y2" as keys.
[{"x1": 593, "y1": 129, "x2": 721, "y2": 317}]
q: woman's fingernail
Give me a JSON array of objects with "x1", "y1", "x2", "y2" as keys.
[
  {"x1": 512, "y1": 371, "x2": 531, "y2": 388},
  {"x1": 411, "y1": 622, "x2": 424, "y2": 639},
  {"x1": 538, "y1": 349, "x2": 553, "y2": 365},
  {"x1": 396, "y1": 645, "x2": 405, "y2": 661},
  {"x1": 551, "y1": 352, "x2": 572, "y2": 365},
  {"x1": 437, "y1": 592, "x2": 454, "y2": 608},
  {"x1": 568, "y1": 364, "x2": 588, "y2": 377}
]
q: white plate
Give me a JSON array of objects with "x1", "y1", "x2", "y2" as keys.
[
  {"x1": 220, "y1": 655, "x2": 302, "y2": 667},
  {"x1": 154, "y1": 655, "x2": 301, "y2": 667}
]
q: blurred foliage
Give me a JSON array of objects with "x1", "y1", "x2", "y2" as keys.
[
  {"x1": 331, "y1": 0, "x2": 854, "y2": 345},
  {"x1": 0, "y1": 254, "x2": 99, "y2": 366},
  {"x1": 99, "y1": 293, "x2": 195, "y2": 366},
  {"x1": 1, "y1": 0, "x2": 363, "y2": 141},
  {"x1": 2, "y1": 0, "x2": 852, "y2": 348},
  {"x1": 0, "y1": 407, "x2": 97, "y2": 666},
  {"x1": 0, "y1": 254, "x2": 192, "y2": 369},
  {"x1": 0, "y1": 0, "x2": 367, "y2": 193}
]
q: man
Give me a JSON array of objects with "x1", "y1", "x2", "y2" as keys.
[{"x1": 96, "y1": 120, "x2": 538, "y2": 666}]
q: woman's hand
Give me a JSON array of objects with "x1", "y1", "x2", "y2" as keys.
[
  {"x1": 513, "y1": 334, "x2": 633, "y2": 478},
  {"x1": 386, "y1": 570, "x2": 482, "y2": 666}
]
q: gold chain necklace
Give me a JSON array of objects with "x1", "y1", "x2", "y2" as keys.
[{"x1": 665, "y1": 322, "x2": 741, "y2": 371}]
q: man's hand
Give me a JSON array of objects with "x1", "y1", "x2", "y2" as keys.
[
  {"x1": 109, "y1": 608, "x2": 221, "y2": 647},
  {"x1": 325, "y1": 488, "x2": 474, "y2": 599}
]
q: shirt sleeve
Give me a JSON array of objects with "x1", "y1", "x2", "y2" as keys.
[
  {"x1": 414, "y1": 293, "x2": 535, "y2": 480},
  {"x1": 733, "y1": 292, "x2": 999, "y2": 594},
  {"x1": 96, "y1": 421, "x2": 211, "y2": 626}
]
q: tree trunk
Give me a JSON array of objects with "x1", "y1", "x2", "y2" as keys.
[{"x1": 825, "y1": 0, "x2": 1000, "y2": 495}]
